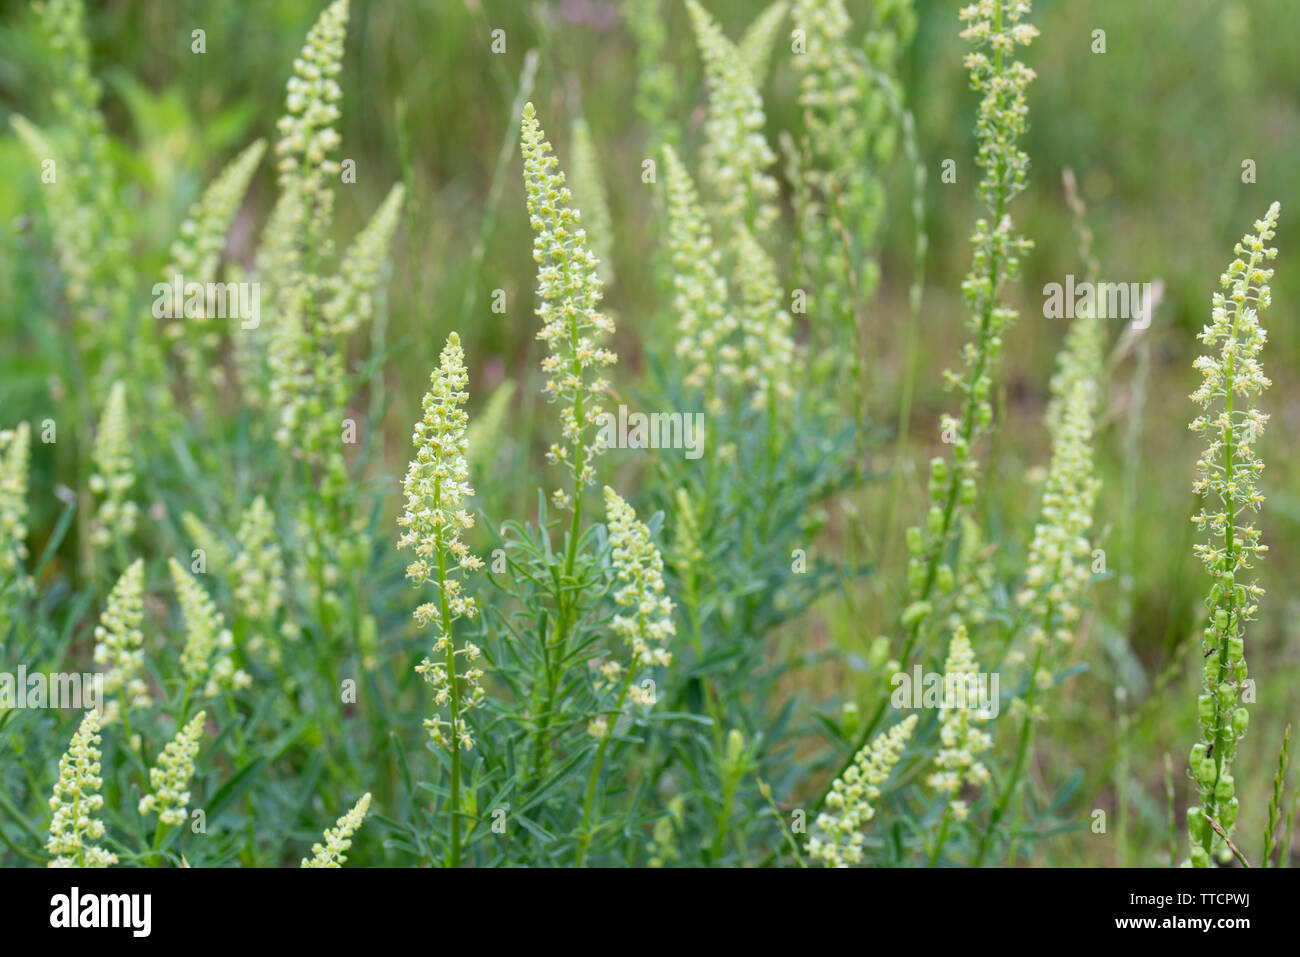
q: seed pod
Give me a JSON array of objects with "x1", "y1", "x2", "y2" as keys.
[
  {"x1": 1198, "y1": 694, "x2": 1215, "y2": 724},
  {"x1": 929, "y1": 457, "x2": 948, "y2": 491},
  {"x1": 1227, "y1": 636, "x2": 1244, "y2": 664},
  {"x1": 1214, "y1": 773, "x2": 1234, "y2": 801},
  {"x1": 901, "y1": 601, "x2": 931, "y2": 629},
  {"x1": 1216, "y1": 684, "x2": 1236, "y2": 710},
  {"x1": 907, "y1": 557, "x2": 924, "y2": 592},
  {"x1": 936, "y1": 564, "x2": 955, "y2": 594},
  {"x1": 926, "y1": 506, "x2": 944, "y2": 537},
  {"x1": 868, "y1": 636, "x2": 890, "y2": 671},
  {"x1": 960, "y1": 476, "x2": 977, "y2": 506},
  {"x1": 1220, "y1": 797, "x2": 1239, "y2": 829},
  {"x1": 1198, "y1": 758, "x2": 1217, "y2": 786},
  {"x1": 1231, "y1": 707, "x2": 1249, "y2": 736}
]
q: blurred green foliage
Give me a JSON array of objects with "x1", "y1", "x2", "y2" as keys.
[{"x1": 2, "y1": 0, "x2": 1298, "y2": 865}]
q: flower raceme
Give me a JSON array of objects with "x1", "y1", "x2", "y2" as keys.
[
  {"x1": 661, "y1": 143, "x2": 741, "y2": 410},
  {"x1": 93, "y1": 559, "x2": 150, "y2": 724},
  {"x1": 906, "y1": 0, "x2": 1037, "y2": 623},
  {"x1": 90, "y1": 381, "x2": 138, "y2": 550},
  {"x1": 170, "y1": 558, "x2": 247, "y2": 701},
  {"x1": 139, "y1": 711, "x2": 206, "y2": 827},
  {"x1": 520, "y1": 102, "x2": 617, "y2": 512},
  {"x1": 0, "y1": 422, "x2": 31, "y2": 581},
  {"x1": 685, "y1": 0, "x2": 779, "y2": 235},
  {"x1": 398, "y1": 331, "x2": 485, "y2": 752},
  {"x1": 46, "y1": 710, "x2": 116, "y2": 868},
  {"x1": 1187, "y1": 202, "x2": 1280, "y2": 866},
  {"x1": 928, "y1": 626, "x2": 993, "y2": 821},
  {"x1": 589, "y1": 487, "x2": 675, "y2": 738},
  {"x1": 302, "y1": 792, "x2": 372, "y2": 868},
  {"x1": 808, "y1": 715, "x2": 918, "y2": 867}
]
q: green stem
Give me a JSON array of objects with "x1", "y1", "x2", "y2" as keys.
[
  {"x1": 928, "y1": 804, "x2": 953, "y2": 866},
  {"x1": 575, "y1": 663, "x2": 637, "y2": 867},
  {"x1": 799, "y1": 5, "x2": 1013, "y2": 845},
  {"x1": 433, "y1": 494, "x2": 462, "y2": 868},
  {"x1": 973, "y1": 641, "x2": 1044, "y2": 866},
  {"x1": 1199, "y1": 243, "x2": 1260, "y2": 863}
]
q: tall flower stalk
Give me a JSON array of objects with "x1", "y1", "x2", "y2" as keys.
[
  {"x1": 811, "y1": 0, "x2": 1037, "y2": 821},
  {"x1": 807, "y1": 715, "x2": 917, "y2": 867},
  {"x1": 1187, "y1": 202, "x2": 1279, "y2": 866},
  {"x1": 398, "y1": 332, "x2": 483, "y2": 867},
  {"x1": 519, "y1": 101, "x2": 617, "y2": 778},
  {"x1": 301, "y1": 793, "x2": 372, "y2": 868},
  {"x1": 575, "y1": 488, "x2": 675, "y2": 866},
  {"x1": 46, "y1": 710, "x2": 116, "y2": 868},
  {"x1": 0, "y1": 422, "x2": 31, "y2": 600}
]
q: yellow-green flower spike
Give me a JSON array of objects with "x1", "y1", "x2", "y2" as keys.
[
  {"x1": 592, "y1": 487, "x2": 675, "y2": 734},
  {"x1": 661, "y1": 144, "x2": 741, "y2": 412},
  {"x1": 685, "y1": 0, "x2": 778, "y2": 235},
  {"x1": 1187, "y1": 202, "x2": 1280, "y2": 866},
  {"x1": 89, "y1": 381, "x2": 138, "y2": 550},
  {"x1": 93, "y1": 558, "x2": 150, "y2": 722},
  {"x1": 323, "y1": 181, "x2": 405, "y2": 336},
  {"x1": 231, "y1": 496, "x2": 286, "y2": 655},
  {"x1": 138, "y1": 711, "x2": 206, "y2": 827},
  {"x1": 0, "y1": 422, "x2": 32, "y2": 580},
  {"x1": 47, "y1": 710, "x2": 117, "y2": 868},
  {"x1": 738, "y1": 1, "x2": 789, "y2": 87},
  {"x1": 170, "y1": 557, "x2": 246, "y2": 698},
  {"x1": 733, "y1": 224, "x2": 796, "y2": 412},
  {"x1": 568, "y1": 117, "x2": 615, "y2": 287},
  {"x1": 927, "y1": 626, "x2": 992, "y2": 816},
  {"x1": 399, "y1": 332, "x2": 485, "y2": 751},
  {"x1": 520, "y1": 101, "x2": 617, "y2": 511},
  {"x1": 301, "y1": 792, "x2": 371, "y2": 867},
  {"x1": 808, "y1": 715, "x2": 917, "y2": 867}
]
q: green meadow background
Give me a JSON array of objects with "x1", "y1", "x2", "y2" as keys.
[{"x1": 2, "y1": 0, "x2": 1298, "y2": 865}]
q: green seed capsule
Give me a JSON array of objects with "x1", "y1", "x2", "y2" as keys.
[
  {"x1": 936, "y1": 564, "x2": 955, "y2": 594},
  {"x1": 1217, "y1": 684, "x2": 1237, "y2": 709},
  {"x1": 901, "y1": 601, "x2": 931, "y2": 628},
  {"x1": 1190, "y1": 845, "x2": 1210, "y2": 868},
  {"x1": 927, "y1": 506, "x2": 944, "y2": 537},
  {"x1": 1198, "y1": 758, "x2": 1217, "y2": 786},
  {"x1": 906, "y1": 526, "x2": 923, "y2": 557},
  {"x1": 1190, "y1": 743, "x2": 1207, "y2": 766},
  {"x1": 1198, "y1": 694, "x2": 1215, "y2": 723},
  {"x1": 1221, "y1": 797, "x2": 1239, "y2": 829},
  {"x1": 726, "y1": 728, "x2": 745, "y2": 768},
  {"x1": 907, "y1": 557, "x2": 924, "y2": 592},
  {"x1": 840, "y1": 701, "x2": 860, "y2": 739},
  {"x1": 1227, "y1": 636, "x2": 1244, "y2": 663},
  {"x1": 868, "y1": 636, "x2": 890, "y2": 670},
  {"x1": 1214, "y1": 773, "x2": 1235, "y2": 801},
  {"x1": 960, "y1": 477, "x2": 977, "y2": 506},
  {"x1": 1232, "y1": 708, "x2": 1249, "y2": 736}
]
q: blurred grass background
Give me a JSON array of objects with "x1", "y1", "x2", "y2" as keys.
[{"x1": 2, "y1": 0, "x2": 1298, "y2": 865}]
